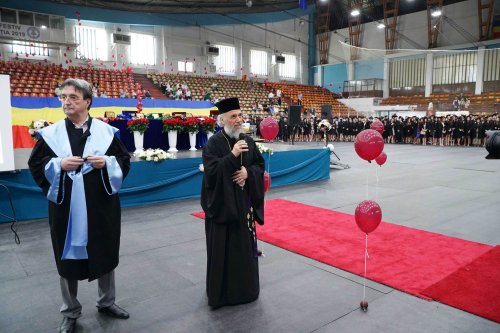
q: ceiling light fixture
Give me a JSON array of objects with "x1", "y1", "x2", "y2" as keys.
[
  {"x1": 351, "y1": 9, "x2": 360, "y2": 17},
  {"x1": 431, "y1": 8, "x2": 442, "y2": 17},
  {"x1": 377, "y1": 22, "x2": 385, "y2": 29},
  {"x1": 246, "y1": 0, "x2": 252, "y2": 7}
]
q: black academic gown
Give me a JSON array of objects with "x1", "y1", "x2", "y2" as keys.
[
  {"x1": 28, "y1": 118, "x2": 131, "y2": 281},
  {"x1": 201, "y1": 130, "x2": 265, "y2": 308}
]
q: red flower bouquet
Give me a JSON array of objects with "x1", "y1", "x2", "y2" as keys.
[
  {"x1": 200, "y1": 117, "x2": 217, "y2": 134},
  {"x1": 182, "y1": 117, "x2": 200, "y2": 133},
  {"x1": 127, "y1": 118, "x2": 149, "y2": 134},
  {"x1": 162, "y1": 117, "x2": 183, "y2": 132}
]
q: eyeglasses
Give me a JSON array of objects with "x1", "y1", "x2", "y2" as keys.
[{"x1": 59, "y1": 94, "x2": 82, "y2": 102}]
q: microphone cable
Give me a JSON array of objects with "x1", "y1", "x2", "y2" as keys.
[{"x1": 0, "y1": 183, "x2": 20, "y2": 245}]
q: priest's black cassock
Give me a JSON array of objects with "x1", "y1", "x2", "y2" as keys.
[
  {"x1": 201, "y1": 130, "x2": 265, "y2": 308},
  {"x1": 28, "y1": 118, "x2": 130, "y2": 281}
]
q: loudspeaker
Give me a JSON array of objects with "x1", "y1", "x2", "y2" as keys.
[
  {"x1": 321, "y1": 104, "x2": 332, "y2": 122},
  {"x1": 485, "y1": 130, "x2": 500, "y2": 159},
  {"x1": 289, "y1": 105, "x2": 302, "y2": 125}
]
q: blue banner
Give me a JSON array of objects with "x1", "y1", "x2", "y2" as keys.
[{"x1": 0, "y1": 148, "x2": 329, "y2": 222}]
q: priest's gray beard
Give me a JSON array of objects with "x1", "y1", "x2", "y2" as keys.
[{"x1": 224, "y1": 125, "x2": 242, "y2": 139}]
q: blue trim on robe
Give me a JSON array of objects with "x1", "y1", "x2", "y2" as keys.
[{"x1": 39, "y1": 119, "x2": 124, "y2": 260}]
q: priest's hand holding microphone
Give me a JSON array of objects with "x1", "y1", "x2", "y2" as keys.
[{"x1": 231, "y1": 133, "x2": 248, "y2": 188}]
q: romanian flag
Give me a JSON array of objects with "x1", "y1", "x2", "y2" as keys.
[{"x1": 11, "y1": 97, "x2": 214, "y2": 148}]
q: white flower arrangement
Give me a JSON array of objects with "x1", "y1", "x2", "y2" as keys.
[
  {"x1": 28, "y1": 119, "x2": 51, "y2": 139},
  {"x1": 256, "y1": 142, "x2": 273, "y2": 155},
  {"x1": 318, "y1": 119, "x2": 332, "y2": 131},
  {"x1": 134, "y1": 148, "x2": 175, "y2": 162}
]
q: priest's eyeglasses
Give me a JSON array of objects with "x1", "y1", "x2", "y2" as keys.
[{"x1": 59, "y1": 94, "x2": 81, "y2": 102}]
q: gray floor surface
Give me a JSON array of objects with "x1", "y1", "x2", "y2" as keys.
[{"x1": 1, "y1": 141, "x2": 499, "y2": 332}]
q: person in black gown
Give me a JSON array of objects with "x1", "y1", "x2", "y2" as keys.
[
  {"x1": 28, "y1": 78, "x2": 131, "y2": 333},
  {"x1": 201, "y1": 97, "x2": 265, "y2": 309}
]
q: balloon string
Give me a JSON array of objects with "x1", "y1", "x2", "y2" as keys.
[
  {"x1": 363, "y1": 233, "x2": 369, "y2": 301},
  {"x1": 365, "y1": 171, "x2": 369, "y2": 200},
  {"x1": 375, "y1": 164, "x2": 379, "y2": 201},
  {"x1": 260, "y1": 151, "x2": 272, "y2": 257}
]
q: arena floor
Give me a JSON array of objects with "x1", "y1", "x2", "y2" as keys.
[{"x1": 0, "y1": 141, "x2": 499, "y2": 332}]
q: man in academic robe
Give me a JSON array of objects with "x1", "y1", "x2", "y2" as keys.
[
  {"x1": 201, "y1": 97, "x2": 265, "y2": 309},
  {"x1": 28, "y1": 78, "x2": 131, "y2": 333}
]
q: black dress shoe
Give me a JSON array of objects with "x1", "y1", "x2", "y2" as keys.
[
  {"x1": 98, "y1": 303, "x2": 130, "y2": 319},
  {"x1": 59, "y1": 317, "x2": 76, "y2": 333}
]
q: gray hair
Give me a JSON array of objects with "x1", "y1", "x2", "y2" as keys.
[
  {"x1": 216, "y1": 114, "x2": 225, "y2": 127},
  {"x1": 59, "y1": 78, "x2": 93, "y2": 110}
]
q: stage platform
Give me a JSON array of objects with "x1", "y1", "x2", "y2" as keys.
[
  {"x1": 0, "y1": 143, "x2": 330, "y2": 222},
  {"x1": 0, "y1": 142, "x2": 498, "y2": 333}
]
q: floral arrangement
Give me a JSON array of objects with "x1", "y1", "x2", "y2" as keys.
[
  {"x1": 134, "y1": 148, "x2": 175, "y2": 162},
  {"x1": 182, "y1": 117, "x2": 200, "y2": 133},
  {"x1": 28, "y1": 119, "x2": 51, "y2": 140},
  {"x1": 162, "y1": 117, "x2": 184, "y2": 132},
  {"x1": 256, "y1": 142, "x2": 273, "y2": 155},
  {"x1": 127, "y1": 118, "x2": 149, "y2": 134},
  {"x1": 200, "y1": 117, "x2": 217, "y2": 134},
  {"x1": 318, "y1": 119, "x2": 332, "y2": 131}
]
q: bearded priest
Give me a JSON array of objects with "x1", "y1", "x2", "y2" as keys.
[{"x1": 200, "y1": 97, "x2": 265, "y2": 309}]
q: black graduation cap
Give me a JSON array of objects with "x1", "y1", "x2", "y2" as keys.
[{"x1": 215, "y1": 97, "x2": 240, "y2": 114}]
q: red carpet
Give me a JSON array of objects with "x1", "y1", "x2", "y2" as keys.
[
  {"x1": 421, "y1": 246, "x2": 500, "y2": 323},
  {"x1": 192, "y1": 199, "x2": 496, "y2": 321}
]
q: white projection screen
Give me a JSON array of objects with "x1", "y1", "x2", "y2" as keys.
[{"x1": 0, "y1": 74, "x2": 15, "y2": 172}]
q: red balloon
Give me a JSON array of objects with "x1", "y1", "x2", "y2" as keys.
[
  {"x1": 259, "y1": 117, "x2": 279, "y2": 141},
  {"x1": 370, "y1": 120, "x2": 384, "y2": 135},
  {"x1": 354, "y1": 129, "x2": 384, "y2": 161},
  {"x1": 355, "y1": 200, "x2": 382, "y2": 234},
  {"x1": 263, "y1": 171, "x2": 271, "y2": 192},
  {"x1": 375, "y1": 152, "x2": 387, "y2": 166}
]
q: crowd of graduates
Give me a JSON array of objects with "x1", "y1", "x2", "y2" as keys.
[{"x1": 246, "y1": 113, "x2": 500, "y2": 147}]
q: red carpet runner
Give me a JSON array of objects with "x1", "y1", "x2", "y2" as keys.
[
  {"x1": 421, "y1": 246, "x2": 500, "y2": 323},
  {"x1": 192, "y1": 199, "x2": 498, "y2": 322}
]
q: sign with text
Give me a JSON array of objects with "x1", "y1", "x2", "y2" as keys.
[{"x1": 0, "y1": 23, "x2": 48, "y2": 40}]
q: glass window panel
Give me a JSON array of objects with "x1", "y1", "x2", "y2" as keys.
[
  {"x1": 278, "y1": 53, "x2": 296, "y2": 79},
  {"x1": 177, "y1": 61, "x2": 185, "y2": 72},
  {"x1": 130, "y1": 33, "x2": 155, "y2": 66},
  {"x1": 49, "y1": 16, "x2": 64, "y2": 30},
  {"x1": 0, "y1": 8, "x2": 17, "y2": 23},
  {"x1": 18, "y1": 11, "x2": 34, "y2": 26},
  {"x1": 74, "y1": 25, "x2": 108, "y2": 61},
  {"x1": 177, "y1": 61, "x2": 193, "y2": 72},
  {"x1": 250, "y1": 49, "x2": 268, "y2": 76},
  {"x1": 35, "y1": 14, "x2": 49, "y2": 28},
  {"x1": 214, "y1": 44, "x2": 236, "y2": 74},
  {"x1": 12, "y1": 40, "x2": 49, "y2": 56}
]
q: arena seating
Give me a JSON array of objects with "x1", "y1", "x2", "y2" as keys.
[
  {"x1": 0, "y1": 61, "x2": 139, "y2": 98},
  {"x1": 263, "y1": 81, "x2": 350, "y2": 117},
  {"x1": 147, "y1": 72, "x2": 286, "y2": 116},
  {"x1": 380, "y1": 92, "x2": 500, "y2": 115}
]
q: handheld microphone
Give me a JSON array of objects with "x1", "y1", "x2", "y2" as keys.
[{"x1": 238, "y1": 133, "x2": 246, "y2": 166}]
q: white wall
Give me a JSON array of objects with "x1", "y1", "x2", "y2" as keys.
[
  {"x1": 0, "y1": 75, "x2": 15, "y2": 172},
  {"x1": 0, "y1": 16, "x2": 309, "y2": 83}
]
